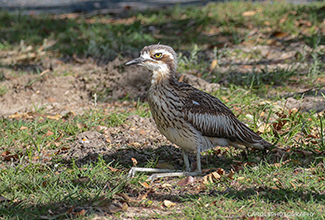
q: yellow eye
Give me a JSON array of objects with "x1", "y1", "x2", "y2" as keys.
[{"x1": 154, "y1": 53, "x2": 162, "y2": 58}]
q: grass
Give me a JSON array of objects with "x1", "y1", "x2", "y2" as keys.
[{"x1": 1, "y1": 0, "x2": 325, "y2": 219}]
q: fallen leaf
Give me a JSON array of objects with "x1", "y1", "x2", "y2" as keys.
[
  {"x1": 270, "y1": 31, "x2": 289, "y2": 38},
  {"x1": 162, "y1": 183, "x2": 172, "y2": 188},
  {"x1": 178, "y1": 74, "x2": 185, "y2": 82},
  {"x1": 210, "y1": 59, "x2": 218, "y2": 70},
  {"x1": 227, "y1": 169, "x2": 235, "y2": 180},
  {"x1": 137, "y1": 189, "x2": 152, "y2": 201},
  {"x1": 47, "y1": 113, "x2": 62, "y2": 120},
  {"x1": 8, "y1": 112, "x2": 28, "y2": 119},
  {"x1": 131, "y1": 158, "x2": 137, "y2": 166},
  {"x1": 130, "y1": 142, "x2": 141, "y2": 148},
  {"x1": 77, "y1": 123, "x2": 87, "y2": 129},
  {"x1": 139, "y1": 181, "x2": 150, "y2": 188},
  {"x1": 1, "y1": 151, "x2": 11, "y2": 156},
  {"x1": 2, "y1": 153, "x2": 20, "y2": 161},
  {"x1": 46, "y1": 97, "x2": 56, "y2": 103},
  {"x1": 199, "y1": 182, "x2": 207, "y2": 191},
  {"x1": 62, "y1": 111, "x2": 76, "y2": 119},
  {"x1": 54, "y1": 146, "x2": 70, "y2": 155},
  {"x1": 177, "y1": 176, "x2": 195, "y2": 187},
  {"x1": 258, "y1": 124, "x2": 271, "y2": 133},
  {"x1": 216, "y1": 168, "x2": 225, "y2": 176},
  {"x1": 108, "y1": 166, "x2": 118, "y2": 172},
  {"x1": 163, "y1": 200, "x2": 176, "y2": 208},
  {"x1": 242, "y1": 11, "x2": 256, "y2": 16},
  {"x1": 66, "y1": 206, "x2": 75, "y2": 214},
  {"x1": 75, "y1": 209, "x2": 85, "y2": 217},
  {"x1": 203, "y1": 171, "x2": 221, "y2": 184},
  {"x1": 45, "y1": 130, "x2": 54, "y2": 136},
  {"x1": 20, "y1": 126, "x2": 28, "y2": 130},
  {"x1": 96, "y1": 125, "x2": 108, "y2": 131},
  {"x1": 122, "y1": 203, "x2": 128, "y2": 211}
]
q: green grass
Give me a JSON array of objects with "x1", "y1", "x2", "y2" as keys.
[
  {"x1": 1, "y1": 1, "x2": 325, "y2": 57},
  {"x1": 1, "y1": 0, "x2": 325, "y2": 219},
  {"x1": 0, "y1": 156, "x2": 127, "y2": 219}
]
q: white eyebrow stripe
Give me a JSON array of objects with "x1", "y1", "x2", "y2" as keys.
[
  {"x1": 141, "y1": 53, "x2": 151, "y2": 60},
  {"x1": 193, "y1": 100, "x2": 200, "y2": 105}
]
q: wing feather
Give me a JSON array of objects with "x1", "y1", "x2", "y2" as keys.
[{"x1": 179, "y1": 85, "x2": 264, "y2": 146}]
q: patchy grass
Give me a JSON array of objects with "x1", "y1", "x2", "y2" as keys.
[{"x1": 1, "y1": 0, "x2": 325, "y2": 219}]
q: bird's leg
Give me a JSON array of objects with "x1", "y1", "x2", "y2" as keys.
[
  {"x1": 182, "y1": 149, "x2": 191, "y2": 172},
  {"x1": 196, "y1": 146, "x2": 202, "y2": 173}
]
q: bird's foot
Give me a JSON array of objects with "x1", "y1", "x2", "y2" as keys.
[{"x1": 128, "y1": 167, "x2": 202, "y2": 182}]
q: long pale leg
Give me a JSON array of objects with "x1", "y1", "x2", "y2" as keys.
[
  {"x1": 182, "y1": 149, "x2": 191, "y2": 172},
  {"x1": 196, "y1": 146, "x2": 201, "y2": 173}
]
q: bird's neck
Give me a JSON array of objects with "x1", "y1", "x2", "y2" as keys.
[{"x1": 150, "y1": 68, "x2": 177, "y2": 87}]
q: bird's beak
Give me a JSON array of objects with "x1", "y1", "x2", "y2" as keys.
[{"x1": 125, "y1": 57, "x2": 147, "y2": 66}]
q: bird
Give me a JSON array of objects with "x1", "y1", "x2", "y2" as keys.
[{"x1": 125, "y1": 44, "x2": 274, "y2": 180}]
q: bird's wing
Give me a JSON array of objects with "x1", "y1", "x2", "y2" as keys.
[{"x1": 180, "y1": 87, "x2": 264, "y2": 145}]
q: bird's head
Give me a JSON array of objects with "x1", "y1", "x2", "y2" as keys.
[{"x1": 125, "y1": 44, "x2": 178, "y2": 74}]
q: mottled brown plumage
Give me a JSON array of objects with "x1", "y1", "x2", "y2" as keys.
[{"x1": 125, "y1": 44, "x2": 274, "y2": 175}]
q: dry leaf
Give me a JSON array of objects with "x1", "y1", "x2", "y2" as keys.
[
  {"x1": 176, "y1": 176, "x2": 195, "y2": 187},
  {"x1": 47, "y1": 113, "x2": 62, "y2": 120},
  {"x1": 131, "y1": 158, "x2": 137, "y2": 166},
  {"x1": 199, "y1": 182, "x2": 207, "y2": 191},
  {"x1": 258, "y1": 124, "x2": 271, "y2": 133},
  {"x1": 20, "y1": 126, "x2": 28, "y2": 130},
  {"x1": 237, "y1": 177, "x2": 245, "y2": 181},
  {"x1": 178, "y1": 74, "x2": 185, "y2": 82},
  {"x1": 216, "y1": 168, "x2": 225, "y2": 176},
  {"x1": 96, "y1": 125, "x2": 108, "y2": 131},
  {"x1": 227, "y1": 169, "x2": 235, "y2": 180},
  {"x1": 54, "y1": 146, "x2": 70, "y2": 155},
  {"x1": 8, "y1": 112, "x2": 28, "y2": 119},
  {"x1": 163, "y1": 200, "x2": 176, "y2": 208},
  {"x1": 77, "y1": 123, "x2": 87, "y2": 129},
  {"x1": 203, "y1": 171, "x2": 221, "y2": 184},
  {"x1": 242, "y1": 11, "x2": 256, "y2": 16},
  {"x1": 2, "y1": 152, "x2": 20, "y2": 161},
  {"x1": 122, "y1": 203, "x2": 128, "y2": 211},
  {"x1": 75, "y1": 209, "x2": 86, "y2": 217},
  {"x1": 1, "y1": 151, "x2": 11, "y2": 156},
  {"x1": 108, "y1": 166, "x2": 118, "y2": 172},
  {"x1": 139, "y1": 181, "x2": 150, "y2": 188},
  {"x1": 62, "y1": 111, "x2": 76, "y2": 119},
  {"x1": 210, "y1": 59, "x2": 218, "y2": 70},
  {"x1": 137, "y1": 189, "x2": 152, "y2": 201},
  {"x1": 130, "y1": 142, "x2": 141, "y2": 148},
  {"x1": 45, "y1": 130, "x2": 54, "y2": 136}
]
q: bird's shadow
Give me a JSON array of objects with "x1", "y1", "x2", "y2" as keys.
[{"x1": 60, "y1": 142, "x2": 324, "y2": 204}]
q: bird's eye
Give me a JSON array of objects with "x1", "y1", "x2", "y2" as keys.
[{"x1": 153, "y1": 53, "x2": 162, "y2": 59}]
